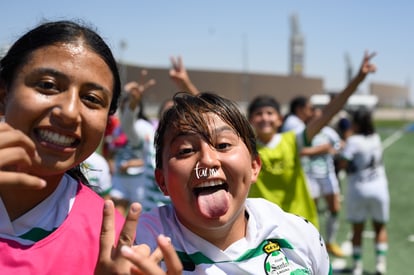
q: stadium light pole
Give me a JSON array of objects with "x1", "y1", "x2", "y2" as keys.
[{"x1": 119, "y1": 39, "x2": 128, "y2": 85}]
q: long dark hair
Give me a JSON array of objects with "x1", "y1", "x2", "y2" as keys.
[{"x1": 351, "y1": 108, "x2": 375, "y2": 136}]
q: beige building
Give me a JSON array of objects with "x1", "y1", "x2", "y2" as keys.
[
  {"x1": 121, "y1": 63, "x2": 409, "y2": 116},
  {"x1": 370, "y1": 82, "x2": 410, "y2": 107}
]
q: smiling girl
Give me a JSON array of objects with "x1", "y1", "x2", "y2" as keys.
[{"x1": 0, "y1": 20, "x2": 127, "y2": 274}]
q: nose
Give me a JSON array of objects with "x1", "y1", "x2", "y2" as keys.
[
  {"x1": 197, "y1": 142, "x2": 220, "y2": 170},
  {"x1": 51, "y1": 89, "x2": 81, "y2": 126}
]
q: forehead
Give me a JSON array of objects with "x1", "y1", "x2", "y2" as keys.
[
  {"x1": 18, "y1": 43, "x2": 113, "y2": 89},
  {"x1": 304, "y1": 101, "x2": 313, "y2": 108},
  {"x1": 26, "y1": 43, "x2": 98, "y2": 68},
  {"x1": 252, "y1": 105, "x2": 280, "y2": 114},
  {"x1": 164, "y1": 113, "x2": 233, "y2": 140}
]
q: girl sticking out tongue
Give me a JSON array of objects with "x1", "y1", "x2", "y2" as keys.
[{"x1": 134, "y1": 93, "x2": 331, "y2": 275}]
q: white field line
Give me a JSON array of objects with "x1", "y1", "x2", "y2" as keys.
[{"x1": 382, "y1": 130, "x2": 404, "y2": 151}]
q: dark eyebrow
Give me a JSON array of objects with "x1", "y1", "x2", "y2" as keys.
[
  {"x1": 168, "y1": 125, "x2": 236, "y2": 143},
  {"x1": 169, "y1": 132, "x2": 195, "y2": 145},
  {"x1": 31, "y1": 67, "x2": 65, "y2": 78}
]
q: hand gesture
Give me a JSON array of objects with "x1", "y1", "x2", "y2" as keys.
[
  {"x1": 120, "y1": 235, "x2": 183, "y2": 275},
  {"x1": 169, "y1": 56, "x2": 190, "y2": 87},
  {"x1": 95, "y1": 201, "x2": 183, "y2": 274},
  {"x1": 124, "y1": 70, "x2": 156, "y2": 110},
  {"x1": 358, "y1": 51, "x2": 377, "y2": 77},
  {"x1": 0, "y1": 121, "x2": 46, "y2": 189},
  {"x1": 169, "y1": 56, "x2": 199, "y2": 95}
]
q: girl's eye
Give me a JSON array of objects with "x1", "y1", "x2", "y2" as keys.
[
  {"x1": 82, "y1": 94, "x2": 104, "y2": 106},
  {"x1": 217, "y1": 142, "x2": 231, "y2": 150},
  {"x1": 178, "y1": 147, "x2": 194, "y2": 156},
  {"x1": 37, "y1": 80, "x2": 58, "y2": 92}
]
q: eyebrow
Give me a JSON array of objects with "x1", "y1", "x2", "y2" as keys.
[
  {"x1": 31, "y1": 67, "x2": 65, "y2": 79},
  {"x1": 213, "y1": 125, "x2": 235, "y2": 134}
]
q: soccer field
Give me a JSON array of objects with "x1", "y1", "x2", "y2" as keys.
[{"x1": 325, "y1": 120, "x2": 414, "y2": 274}]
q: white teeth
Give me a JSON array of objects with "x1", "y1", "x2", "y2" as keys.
[
  {"x1": 38, "y1": 129, "x2": 76, "y2": 146},
  {"x1": 197, "y1": 180, "x2": 223, "y2": 188}
]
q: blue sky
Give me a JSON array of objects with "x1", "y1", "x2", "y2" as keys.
[{"x1": 1, "y1": 1, "x2": 412, "y2": 97}]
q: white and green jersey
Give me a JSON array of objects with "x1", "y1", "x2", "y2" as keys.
[
  {"x1": 136, "y1": 198, "x2": 331, "y2": 274},
  {"x1": 341, "y1": 133, "x2": 387, "y2": 186},
  {"x1": 341, "y1": 133, "x2": 390, "y2": 222},
  {"x1": 82, "y1": 152, "x2": 112, "y2": 197},
  {"x1": 307, "y1": 126, "x2": 341, "y2": 178}
]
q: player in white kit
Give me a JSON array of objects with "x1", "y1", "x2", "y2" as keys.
[{"x1": 339, "y1": 108, "x2": 390, "y2": 275}]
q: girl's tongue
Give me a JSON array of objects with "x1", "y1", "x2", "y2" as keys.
[{"x1": 196, "y1": 188, "x2": 230, "y2": 218}]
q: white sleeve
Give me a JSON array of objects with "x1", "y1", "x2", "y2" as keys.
[
  {"x1": 83, "y1": 153, "x2": 112, "y2": 193},
  {"x1": 341, "y1": 137, "x2": 358, "y2": 161},
  {"x1": 282, "y1": 115, "x2": 305, "y2": 134},
  {"x1": 284, "y1": 213, "x2": 332, "y2": 274},
  {"x1": 303, "y1": 220, "x2": 332, "y2": 274}
]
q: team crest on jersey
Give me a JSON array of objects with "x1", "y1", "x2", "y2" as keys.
[{"x1": 263, "y1": 240, "x2": 291, "y2": 275}]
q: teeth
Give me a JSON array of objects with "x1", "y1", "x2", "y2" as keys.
[
  {"x1": 38, "y1": 129, "x2": 76, "y2": 146},
  {"x1": 197, "y1": 180, "x2": 223, "y2": 188}
]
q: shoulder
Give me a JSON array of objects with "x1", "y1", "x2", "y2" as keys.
[
  {"x1": 281, "y1": 129, "x2": 306, "y2": 148},
  {"x1": 280, "y1": 131, "x2": 297, "y2": 142},
  {"x1": 322, "y1": 126, "x2": 340, "y2": 139},
  {"x1": 246, "y1": 198, "x2": 284, "y2": 215},
  {"x1": 246, "y1": 199, "x2": 330, "y2": 274},
  {"x1": 346, "y1": 135, "x2": 362, "y2": 145},
  {"x1": 246, "y1": 198, "x2": 311, "y2": 230},
  {"x1": 283, "y1": 115, "x2": 305, "y2": 133},
  {"x1": 84, "y1": 152, "x2": 109, "y2": 169},
  {"x1": 76, "y1": 182, "x2": 106, "y2": 207},
  {"x1": 70, "y1": 181, "x2": 124, "y2": 228},
  {"x1": 371, "y1": 133, "x2": 382, "y2": 143},
  {"x1": 136, "y1": 205, "x2": 175, "y2": 246},
  {"x1": 246, "y1": 198, "x2": 324, "y2": 251}
]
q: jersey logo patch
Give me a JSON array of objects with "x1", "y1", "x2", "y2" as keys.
[{"x1": 263, "y1": 240, "x2": 291, "y2": 274}]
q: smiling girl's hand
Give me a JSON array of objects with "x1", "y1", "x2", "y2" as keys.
[{"x1": 0, "y1": 121, "x2": 46, "y2": 189}]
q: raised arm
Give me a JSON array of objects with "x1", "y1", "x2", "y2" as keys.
[
  {"x1": 120, "y1": 71, "x2": 156, "y2": 146},
  {"x1": 124, "y1": 70, "x2": 157, "y2": 111},
  {"x1": 169, "y1": 56, "x2": 200, "y2": 95},
  {"x1": 300, "y1": 143, "x2": 333, "y2": 157},
  {"x1": 306, "y1": 51, "x2": 376, "y2": 141}
]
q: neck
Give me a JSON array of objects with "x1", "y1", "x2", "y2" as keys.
[
  {"x1": 0, "y1": 175, "x2": 62, "y2": 221},
  {"x1": 187, "y1": 210, "x2": 248, "y2": 250},
  {"x1": 257, "y1": 132, "x2": 275, "y2": 145}
]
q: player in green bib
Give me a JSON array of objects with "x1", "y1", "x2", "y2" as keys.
[{"x1": 247, "y1": 51, "x2": 377, "y2": 229}]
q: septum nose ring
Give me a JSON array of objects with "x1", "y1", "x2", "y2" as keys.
[{"x1": 194, "y1": 161, "x2": 219, "y2": 179}]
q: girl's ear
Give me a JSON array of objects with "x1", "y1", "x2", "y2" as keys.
[
  {"x1": 250, "y1": 155, "x2": 262, "y2": 183},
  {"x1": 155, "y1": 168, "x2": 168, "y2": 195}
]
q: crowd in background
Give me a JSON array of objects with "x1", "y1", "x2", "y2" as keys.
[
  {"x1": 0, "y1": 15, "x2": 389, "y2": 275},
  {"x1": 84, "y1": 53, "x2": 389, "y2": 274}
]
